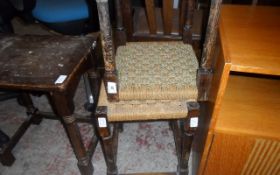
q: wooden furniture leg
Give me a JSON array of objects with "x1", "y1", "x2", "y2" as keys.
[
  {"x1": 0, "y1": 93, "x2": 42, "y2": 166},
  {"x1": 18, "y1": 93, "x2": 42, "y2": 125},
  {"x1": 51, "y1": 92, "x2": 93, "y2": 175},
  {"x1": 95, "y1": 106, "x2": 118, "y2": 175},
  {"x1": 0, "y1": 148, "x2": 15, "y2": 166},
  {"x1": 170, "y1": 119, "x2": 182, "y2": 172},
  {"x1": 177, "y1": 102, "x2": 200, "y2": 175}
]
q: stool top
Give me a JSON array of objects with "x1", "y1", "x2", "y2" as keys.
[{"x1": 0, "y1": 34, "x2": 96, "y2": 92}]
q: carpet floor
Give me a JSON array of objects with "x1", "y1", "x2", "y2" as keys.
[{"x1": 0, "y1": 80, "x2": 183, "y2": 175}]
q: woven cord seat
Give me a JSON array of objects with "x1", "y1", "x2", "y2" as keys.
[
  {"x1": 116, "y1": 42, "x2": 198, "y2": 101},
  {"x1": 98, "y1": 82, "x2": 191, "y2": 122}
]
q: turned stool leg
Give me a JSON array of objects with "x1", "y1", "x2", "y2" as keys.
[
  {"x1": 18, "y1": 93, "x2": 42, "y2": 125},
  {"x1": 0, "y1": 149, "x2": 15, "y2": 166},
  {"x1": 51, "y1": 93, "x2": 93, "y2": 175},
  {"x1": 96, "y1": 106, "x2": 118, "y2": 175},
  {"x1": 177, "y1": 102, "x2": 199, "y2": 175},
  {"x1": 62, "y1": 115, "x2": 93, "y2": 175}
]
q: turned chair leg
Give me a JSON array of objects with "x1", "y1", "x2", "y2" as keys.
[
  {"x1": 175, "y1": 102, "x2": 200, "y2": 175},
  {"x1": 96, "y1": 106, "x2": 118, "y2": 175}
]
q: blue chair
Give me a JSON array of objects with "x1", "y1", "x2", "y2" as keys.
[{"x1": 10, "y1": 0, "x2": 100, "y2": 35}]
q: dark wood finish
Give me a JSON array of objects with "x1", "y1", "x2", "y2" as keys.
[
  {"x1": 120, "y1": 0, "x2": 134, "y2": 39},
  {"x1": 0, "y1": 35, "x2": 94, "y2": 92},
  {"x1": 177, "y1": 102, "x2": 200, "y2": 174},
  {"x1": 201, "y1": 0, "x2": 223, "y2": 69},
  {"x1": 19, "y1": 93, "x2": 42, "y2": 125},
  {"x1": 114, "y1": 0, "x2": 127, "y2": 46},
  {"x1": 97, "y1": 0, "x2": 120, "y2": 101},
  {"x1": 179, "y1": 0, "x2": 187, "y2": 35},
  {"x1": 183, "y1": 0, "x2": 195, "y2": 43},
  {"x1": 145, "y1": 0, "x2": 158, "y2": 34},
  {"x1": 0, "y1": 101, "x2": 36, "y2": 165},
  {"x1": 95, "y1": 106, "x2": 118, "y2": 175},
  {"x1": 162, "y1": 0, "x2": 173, "y2": 35},
  {"x1": 197, "y1": 68, "x2": 213, "y2": 101},
  {"x1": 0, "y1": 35, "x2": 99, "y2": 175},
  {"x1": 51, "y1": 93, "x2": 93, "y2": 175},
  {"x1": 132, "y1": 8, "x2": 203, "y2": 41},
  {"x1": 114, "y1": 0, "x2": 124, "y2": 31},
  {"x1": 115, "y1": 0, "x2": 202, "y2": 44},
  {"x1": 95, "y1": 106, "x2": 110, "y2": 137},
  {"x1": 96, "y1": 0, "x2": 115, "y2": 73},
  {"x1": 0, "y1": 150, "x2": 15, "y2": 166},
  {"x1": 0, "y1": 92, "x2": 42, "y2": 166}
]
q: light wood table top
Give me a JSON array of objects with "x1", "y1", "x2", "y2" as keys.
[{"x1": 219, "y1": 5, "x2": 280, "y2": 76}]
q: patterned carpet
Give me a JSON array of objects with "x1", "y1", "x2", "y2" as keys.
[{"x1": 0, "y1": 80, "x2": 180, "y2": 175}]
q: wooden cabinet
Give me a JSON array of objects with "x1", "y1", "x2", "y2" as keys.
[{"x1": 192, "y1": 5, "x2": 280, "y2": 175}]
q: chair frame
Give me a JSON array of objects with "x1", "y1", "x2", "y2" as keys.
[
  {"x1": 96, "y1": 0, "x2": 221, "y2": 175},
  {"x1": 94, "y1": 0, "x2": 210, "y2": 174}
]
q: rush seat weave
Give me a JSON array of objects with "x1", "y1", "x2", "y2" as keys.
[
  {"x1": 98, "y1": 83, "x2": 190, "y2": 122},
  {"x1": 116, "y1": 42, "x2": 198, "y2": 101}
]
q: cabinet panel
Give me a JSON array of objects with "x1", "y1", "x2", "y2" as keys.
[
  {"x1": 204, "y1": 133, "x2": 254, "y2": 175},
  {"x1": 203, "y1": 133, "x2": 280, "y2": 175}
]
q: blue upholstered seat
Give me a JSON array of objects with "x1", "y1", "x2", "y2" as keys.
[{"x1": 32, "y1": 0, "x2": 89, "y2": 23}]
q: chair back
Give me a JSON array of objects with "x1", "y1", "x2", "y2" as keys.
[{"x1": 115, "y1": 0, "x2": 196, "y2": 44}]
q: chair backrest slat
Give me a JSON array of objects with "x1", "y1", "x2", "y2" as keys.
[
  {"x1": 186, "y1": 0, "x2": 194, "y2": 28},
  {"x1": 179, "y1": 0, "x2": 187, "y2": 35},
  {"x1": 145, "y1": 0, "x2": 157, "y2": 34},
  {"x1": 162, "y1": 0, "x2": 174, "y2": 35},
  {"x1": 120, "y1": 0, "x2": 133, "y2": 38},
  {"x1": 182, "y1": 0, "x2": 195, "y2": 43}
]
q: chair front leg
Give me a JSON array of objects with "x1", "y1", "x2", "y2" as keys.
[
  {"x1": 95, "y1": 106, "x2": 118, "y2": 175},
  {"x1": 177, "y1": 102, "x2": 200, "y2": 175}
]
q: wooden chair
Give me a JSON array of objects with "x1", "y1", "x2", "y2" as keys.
[{"x1": 95, "y1": 0, "x2": 207, "y2": 174}]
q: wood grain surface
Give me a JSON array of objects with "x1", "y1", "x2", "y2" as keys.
[
  {"x1": 216, "y1": 75, "x2": 280, "y2": 140},
  {"x1": 219, "y1": 5, "x2": 280, "y2": 75}
]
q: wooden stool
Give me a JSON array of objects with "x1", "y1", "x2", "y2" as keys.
[{"x1": 0, "y1": 34, "x2": 100, "y2": 175}]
